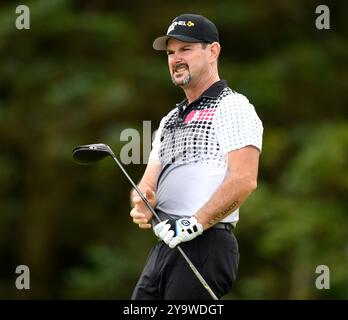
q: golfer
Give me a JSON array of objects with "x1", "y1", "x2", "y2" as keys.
[{"x1": 130, "y1": 13, "x2": 263, "y2": 300}]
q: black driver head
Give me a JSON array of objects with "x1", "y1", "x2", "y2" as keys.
[{"x1": 72, "y1": 143, "x2": 113, "y2": 164}]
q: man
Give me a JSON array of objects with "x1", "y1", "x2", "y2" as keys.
[{"x1": 130, "y1": 14, "x2": 263, "y2": 300}]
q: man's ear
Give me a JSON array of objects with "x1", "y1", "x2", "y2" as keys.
[{"x1": 209, "y1": 42, "x2": 221, "y2": 63}]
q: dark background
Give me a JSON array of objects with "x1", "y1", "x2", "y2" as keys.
[{"x1": 0, "y1": 0, "x2": 347, "y2": 299}]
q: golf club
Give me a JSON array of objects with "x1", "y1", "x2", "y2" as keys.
[{"x1": 72, "y1": 143, "x2": 219, "y2": 300}]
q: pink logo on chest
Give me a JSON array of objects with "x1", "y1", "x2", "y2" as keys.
[{"x1": 184, "y1": 109, "x2": 216, "y2": 124}]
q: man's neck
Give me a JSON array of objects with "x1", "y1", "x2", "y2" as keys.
[{"x1": 183, "y1": 73, "x2": 220, "y2": 104}]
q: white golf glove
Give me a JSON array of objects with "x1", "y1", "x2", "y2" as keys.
[{"x1": 153, "y1": 217, "x2": 203, "y2": 248}]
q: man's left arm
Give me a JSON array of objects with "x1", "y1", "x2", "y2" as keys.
[{"x1": 194, "y1": 145, "x2": 260, "y2": 230}]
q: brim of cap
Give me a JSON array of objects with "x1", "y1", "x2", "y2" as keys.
[{"x1": 153, "y1": 35, "x2": 202, "y2": 51}]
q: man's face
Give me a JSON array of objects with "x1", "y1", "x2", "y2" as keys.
[{"x1": 166, "y1": 38, "x2": 209, "y2": 87}]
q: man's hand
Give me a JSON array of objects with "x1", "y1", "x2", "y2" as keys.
[
  {"x1": 130, "y1": 187, "x2": 156, "y2": 229},
  {"x1": 153, "y1": 216, "x2": 203, "y2": 248}
]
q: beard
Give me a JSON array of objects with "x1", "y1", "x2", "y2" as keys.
[
  {"x1": 171, "y1": 64, "x2": 192, "y2": 87},
  {"x1": 171, "y1": 73, "x2": 192, "y2": 86}
]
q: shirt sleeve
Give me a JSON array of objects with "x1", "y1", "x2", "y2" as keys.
[
  {"x1": 214, "y1": 93, "x2": 263, "y2": 155},
  {"x1": 148, "y1": 116, "x2": 167, "y2": 161}
]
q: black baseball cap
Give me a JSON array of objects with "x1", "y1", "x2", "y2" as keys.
[{"x1": 153, "y1": 14, "x2": 219, "y2": 51}]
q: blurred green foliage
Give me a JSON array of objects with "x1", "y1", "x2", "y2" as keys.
[{"x1": 0, "y1": 0, "x2": 347, "y2": 299}]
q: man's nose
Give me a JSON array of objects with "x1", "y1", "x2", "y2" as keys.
[{"x1": 170, "y1": 53, "x2": 183, "y2": 65}]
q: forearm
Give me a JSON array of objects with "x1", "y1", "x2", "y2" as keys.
[
  {"x1": 130, "y1": 180, "x2": 155, "y2": 207},
  {"x1": 194, "y1": 174, "x2": 257, "y2": 230},
  {"x1": 129, "y1": 178, "x2": 157, "y2": 230},
  {"x1": 130, "y1": 160, "x2": 161, "y2": 207}
]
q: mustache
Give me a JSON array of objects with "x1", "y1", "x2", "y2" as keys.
[{"x1": 173, "y1": 63, "x2": 189, "y2": 73}]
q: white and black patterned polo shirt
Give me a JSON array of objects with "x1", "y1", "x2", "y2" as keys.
[{"x1": 149, "y1": 80, "x2": 263, "y2": 224}]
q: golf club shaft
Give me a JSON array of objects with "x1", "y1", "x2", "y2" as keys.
[
  {"x1": 109, "y1": 154, "x2": 161, "y2": 221},
  {"x1": 176, "y1": 246, "x2": 218, "y2": 300},
  {"x1": 109, "y1": 154, "x2": 218, "y2": 300}
]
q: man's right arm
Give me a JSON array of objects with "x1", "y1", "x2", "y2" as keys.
[
  {"x1": 130, "y1": 114, "x2": 166, "y2": 229},
  {"x1": 130, "y1": 160, "x2": 161, "y2": 229}
]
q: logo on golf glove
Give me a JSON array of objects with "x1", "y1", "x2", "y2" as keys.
[{"x1": 153, "y1": 216, "x2": 203, "y2": 248}]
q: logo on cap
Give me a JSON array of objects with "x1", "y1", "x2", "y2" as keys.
[{"x1": 167, "y1": 20, "x2": 195, "y2": 34}]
